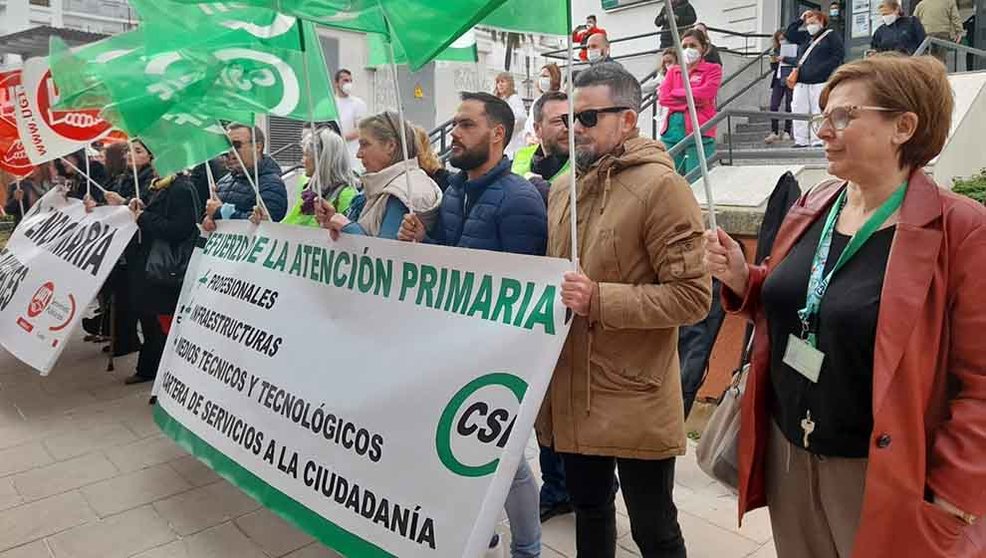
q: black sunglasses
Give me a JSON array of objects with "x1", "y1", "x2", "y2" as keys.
[{"x1": 561, "y1": 106, "x2": 631, "y2": 128}]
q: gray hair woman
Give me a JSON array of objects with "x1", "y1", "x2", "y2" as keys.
[
  {"x1": 283, "y1": 128, "x2": 359, "y2": 227},
  {"x1": 317, "y1": 111, "x2": 441, "y2": 240}
]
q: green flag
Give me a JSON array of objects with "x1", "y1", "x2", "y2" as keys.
[
  {"x1": 140, "y1": 112, "x2": 242, "y2": 176},
  {"x1": 481, "y1": 0, "x2": 571, "y2": 35},
  {"x1": 367, "y1": 31, "x2": 478, "y2": 68},
  {"x1": 167, "y1": 0, "x2": 509, "y2": 70},
  {"x1": 51, "y1": 14, "x2": 336, "y2": 125}
]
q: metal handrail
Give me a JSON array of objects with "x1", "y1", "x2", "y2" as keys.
[
  {"x1": 280, "y1": 164, "x2": 303, "y2": 178},
  {"x1": 542, "y1": 26, "x2": 771, "y2": 60},
  {"x1": 914, "y1": 36, "x2": 986, "y2": 59},
  {"x1": 666, "y1": 109, "x2": 813, "y2": 159},
  {"x1": 270, "y1": 142, "x2": 300, "y2": 159}
]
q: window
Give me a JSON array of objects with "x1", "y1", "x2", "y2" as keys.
[
  {"x1": 30, "y1": 0, "x2": 51, "y2": 6},
  {"x1": 601, "y1": 0, "x2": 658, "y2": 11}
]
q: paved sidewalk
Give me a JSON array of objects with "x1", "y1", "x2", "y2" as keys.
[{"x1": 0, "y1": 337, "x2": 775, "y2": 558}]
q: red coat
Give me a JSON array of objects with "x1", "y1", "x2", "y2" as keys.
[
  {"x1": 724, "y1": 171, "x2": 986, "y2": 557},
  {"x1": 572, "y1": 26, "x2": 605, "y2": 62}
]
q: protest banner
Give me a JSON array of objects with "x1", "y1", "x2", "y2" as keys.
[
  {"x1": 0, "y1": 189, "x2": 137, "y2": 374},
  {"x1": 152, "y1": 221, "x2": 571, "y2": 557},
  {"x1": 13, "y1": 57, "x2": 113, "y2": 164},
  {"x1": 0, "y1": 69, "x2": 33, "y2": 177}
]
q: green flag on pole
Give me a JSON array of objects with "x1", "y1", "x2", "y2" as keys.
[{"x1": 166, "y1": 0, "x2": 510, "y2": 70}]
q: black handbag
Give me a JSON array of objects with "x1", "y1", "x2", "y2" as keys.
[
  {"x1": 145, "y1": 236, "x2": 195, "y2": 286},
  {"x1": 144, "y1": 181, "x2": 199, "y2": 287}
]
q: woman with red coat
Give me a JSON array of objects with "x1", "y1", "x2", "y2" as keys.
[{"x1": 705, "y1": 55, "x2": 986, "y2": 557}]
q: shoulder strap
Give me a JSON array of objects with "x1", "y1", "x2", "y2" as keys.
[{"x1": 798, "y1": 29, "x2": 833, "y2": 67}]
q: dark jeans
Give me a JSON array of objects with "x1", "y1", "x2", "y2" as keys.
[
  {"x1": 562, "y1": 453, "x2": 686, "y2": 558},
  {"x1": 538, "y1": 445, "x2": 570, "y2": 507},
  {"x1": 136, "y1": 314, "x2": 166, "y2": 379},
  {"x1": 770, "y1": 83, "x2": 793, "y2": 134},
  {"x1": 111, "y1": 265, "x2": 141, "y2": 355},
  {"x1": 678, "y1": 278, "x2": 726, "y2": 418}
]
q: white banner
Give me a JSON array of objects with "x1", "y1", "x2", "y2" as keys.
[
  {"x1": 152, "y1": 221, "x2": 571, "y2": 557},
  {"x1": 13, "y1": 57, "x2": 113, "y2": 164},
  {"x1": 0, "y1": 189, "x2": 137, "y2": 373}
]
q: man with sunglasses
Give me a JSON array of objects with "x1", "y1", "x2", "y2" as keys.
[
  {"x1": 205, "y1": 124, "x2": 287, "y2": 224},
  {"x1": 536, "y1": 63, "x2": 710, "y2": 558}
]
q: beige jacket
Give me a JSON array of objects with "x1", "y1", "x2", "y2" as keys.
[
  {"x1": 915, "y1": 0, "x2": 964, "y2": 37},
  {"x1": 536, "y1": 134, "x2": 712, "y2": 460},
  {"x1": 357, "y1": 159, "x2": 441, "y2": 236}
]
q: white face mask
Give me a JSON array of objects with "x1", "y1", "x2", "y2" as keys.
[
  {"x1": 538, "y1": 77, "x2": 552, "y2": 92},
  {"x1": 587, "y1": 49, "x2": 603, "y2": 63},
  {"x1": 806, "y1": 23, "x2": 823, "y2": 36},
  {"x1": 683, "y1": 47, "x2": 702, "y2": 65},
  {"x1": 341, "y1": 82, "x2": 354, "y2": 95},
  {"x1": 882, "y1": 14, "x2": 898, "y2": 26}
]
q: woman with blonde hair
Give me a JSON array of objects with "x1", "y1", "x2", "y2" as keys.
[
  {"x1": 412, "y1": 125, "x2": 451, "y2": 192},
  {"x1": 706, "y1": 55, "x2": 986, "y2": 557},
  {"x1": 493, "y1": 72, "x2": 527, "y2": 158},
  {"x1": 317, "y1": 111, "x2": 441, "y2": 240}
]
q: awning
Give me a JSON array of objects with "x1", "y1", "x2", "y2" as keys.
[{"x1": 0, "y1": 26, "x2": 106, "y2": 59}]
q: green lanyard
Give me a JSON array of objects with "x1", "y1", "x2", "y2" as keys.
[{"x1": 797, "y1": 182, "x2": 907, "y2": 347}]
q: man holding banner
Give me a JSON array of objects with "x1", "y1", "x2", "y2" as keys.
[
  {"x1": 399, "y1": 91, "x2": 547, "y2": 558},
  {"x1": 539, "y1": 64, "x2": 711, "y2": 557}
]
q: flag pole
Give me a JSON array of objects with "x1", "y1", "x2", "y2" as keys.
[
  {"x1": 83, "y1": 147, "x2": 93, "y2": 200},
  {"x1": 566, "y1": 35, "x2": 578, "y2": 270},
  {"x1": 251, "y1": 126, "x2": 261, "y2": 216},
  {"x1": 666, "y1": 7, "x2": 717, "y2": 231},
  {"x1": 14, "y1": 177, "x2": 25, "y2": 221},
  {"x1": 59, "y1": 157, "x2": 108, "y2": 194},
  {"x1": 126, "y1": 140, "x2": 143, "y2": 205},
  {"x1": 204, "y1": 159, "x2": 218, "y2": 200},
  {"x1": 385, "y1": 33, "x2": 416, "y2": 213},
  {"x1": 300, "y1": 23, "x2": 322, "y2": 202},
  {"x1": 219, "y1": 121, "x2": 271, "y2": 219}
]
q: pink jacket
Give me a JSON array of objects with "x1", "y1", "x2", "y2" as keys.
[{"x1": 658, "y1": 61, "x2": 722, "y2": 137}]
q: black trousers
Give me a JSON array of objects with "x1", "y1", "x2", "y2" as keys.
[
  {"x1": 135, "y1": 314, "x2": 166, "y2": 379},
  {"x1": 561, "y1": 453, "x2": 686, "y2": 558},
  {"x1": 770, "y1": 83, "x2": 793, "y2": 135}
]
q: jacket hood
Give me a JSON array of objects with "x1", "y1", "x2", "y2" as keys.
[{"x1": 365, "y1": 159, "x2": 443, "y2": 216}]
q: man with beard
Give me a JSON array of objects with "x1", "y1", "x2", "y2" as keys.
[
  {"x1": 511, "y1": 91, "x2": 571, "y2": 204},
  {"x1": 537, "y1": 63, "x2": 710, "y2": 557},
  {"x1": 397, "y1": 91, "x2": 546, "y2": 557}
]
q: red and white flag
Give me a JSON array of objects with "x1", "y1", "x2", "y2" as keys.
[
  {"x1": 12, "y1": 58, "x2": 112, "y2": 164},
  {"x1": 0, "y1": 69, "x2": 33, "y2": 177}
]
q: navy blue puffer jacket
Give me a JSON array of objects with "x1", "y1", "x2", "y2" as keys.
[
  {"x1": 429, "y1": 157, "x2": 547, "y2": 256},
  {"x1": 215, "y1": 155, "x2": 287, "y2": 222}
]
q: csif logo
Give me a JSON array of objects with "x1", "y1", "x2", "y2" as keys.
[{"x1": 435, "y1": 373, "x2": 527, "y2": 477}]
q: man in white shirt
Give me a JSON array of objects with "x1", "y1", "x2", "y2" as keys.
[{"x1": 333, "y1": 69, "x2": 367, "y2": 170}]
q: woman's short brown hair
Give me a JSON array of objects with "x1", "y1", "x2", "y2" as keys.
[
  {"x1": 820, "y1": 54, "x2": 953, "y2": 170},
  {"x1": 806, "y1": 10, "x2": 829, "y2": 28},
  {"x1": 541, "y1": 63, "x2": 562, "y2": 92}
]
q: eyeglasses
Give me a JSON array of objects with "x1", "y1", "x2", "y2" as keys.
[
  {"x1": 809, "y1": 105, "x2": 899, "y2": 135},
  {"x1": 561, "y1": 106, "x2": 631, "y2": 128}
]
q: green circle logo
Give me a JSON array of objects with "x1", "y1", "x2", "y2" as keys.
[{"x1": 435, "y1": 373, "x2": 528, "y2": 477}]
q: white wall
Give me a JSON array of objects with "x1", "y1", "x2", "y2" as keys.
[{"x1": 932, "y1": 72, "x2": 986, "y2": 188}]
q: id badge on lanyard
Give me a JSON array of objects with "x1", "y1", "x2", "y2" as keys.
[{"x1": 783, "y1": 182, "x2": 907, "y2": 384}]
